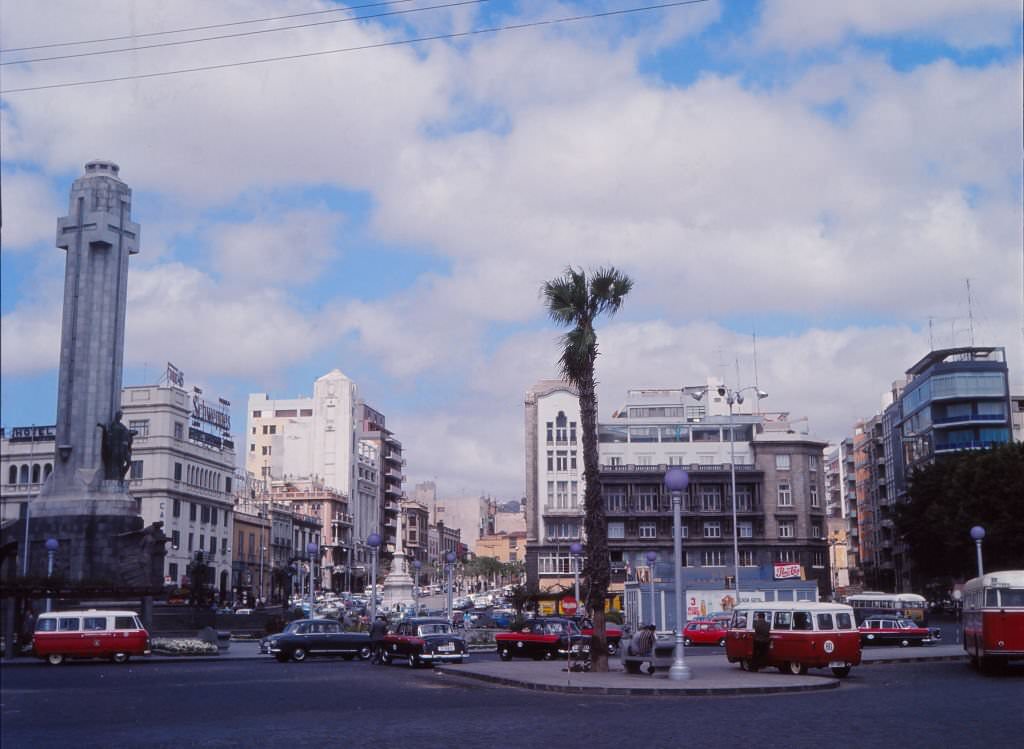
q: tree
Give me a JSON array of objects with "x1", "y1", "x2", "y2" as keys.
[
  {"x1": 895, "y1": 443, "x2": 1024, "y2": 585},
  {"x1": 542, "y1": 265, "x2": 633, "y2": 672}
]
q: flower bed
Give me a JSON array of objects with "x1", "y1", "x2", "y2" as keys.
[{"x1": 149, "y1": 637, "x2": 220, "y2": 656}]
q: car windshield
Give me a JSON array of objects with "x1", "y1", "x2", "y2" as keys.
[{"x1": 418, "y1": 623, "x2": 452, "y2": 636}]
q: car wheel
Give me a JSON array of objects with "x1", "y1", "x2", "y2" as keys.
[
  {"x1": 408, "y1": 654, "x2": 419, "y2": 669},
  {"x1": 275, "y1": 653, "x2": 289, "y2": 663},
  {"x1": 899, "y1": 639, "x2": 910, "y2": 648},
  {"x1": 787, "y1": 661, "x2": 808, "y2": 676},
  {"x1": 831, "y1": 666, "x2": 851, "y2": 678},
  {"x1": 499, "y1": 648, "x2": 512, "y2": 661},
  {"x1": 542, "y1": 650, "x2": 555, "y2": 661},
  {"x1": 358, "y1": 646, "x2": 372, "y2": 661},
  {"x1": 112, "y1": 652, "x2": 130, "y2": 664},
  {"x1": 717, "y1": 638, "x2": 727, "y2": 648},
  {"x1": 46, "y1": 653, "x2": 64, "y2": 666},
  {"x1": 607, "y1": 642, "x2": 618, "y2": 655},
  {"x1": 291, "y1": 648, "x2": 307, "y2": 662},
  {"x1": 866, "y1": 633, "x2": 875, "y2": 640},
  {"x1": 381, "y1": 650, "x2": 392, "y2": 665},
  {"x1": 683, "y1": 637, "x2": 693, "y2": 647},
  {"x1": 743, "y1": 659, "x2": 758, "y2": 672}
]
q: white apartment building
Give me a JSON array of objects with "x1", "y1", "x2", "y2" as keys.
[{"x1": 1, "y1": 383, "x2": 237, "y2": 597}]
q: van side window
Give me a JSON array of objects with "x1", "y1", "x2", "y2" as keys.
[
  {"x1": 115, "y1": 616, "x2": 135, "y2": 630},
  {"x1": 772, "y1": 612, "x2": 792, "y2": 630},
  {"x1": 36, "y1": 618, "x2": 58, "y2": 632},
  {"x1": 793, "y1": 612, "x2": 813, "y2": 631},
  {"x1": 835, "y1": 613, "x2": 853, "y2": 630},
  {"x1": 816, "y1": 613, "x2": 834, "y2": 630},
  {"x1": 59, "y1": 617, "x2": 80, "y2": 631},
  {"x1": 732, "y1": 611, "x2": 747, "y2": 628},
  {"x1": 83, "y1": 617, "x2": 107, "y2": 631}
]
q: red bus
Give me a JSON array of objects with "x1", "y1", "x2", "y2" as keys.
[
  {"x1": 33, "y1": 609, "x2": 150, "y2": 665},
  {"x1": 961, "y1": 570, "x2": 1024, "y2": 671},
  {"x1": 726, "y1": 602, "x2": 861, "y2": 677}
]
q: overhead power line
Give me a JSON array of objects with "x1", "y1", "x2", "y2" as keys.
[
  {"x1": 0, "y1": 0, "x2": 711, "y2": 95},
  {"x1": 1, "y1": 0, "x2": 489, "y2": 66},
  {"x1": 0, "y1": 0, "x2": 419, "y2": 53}
]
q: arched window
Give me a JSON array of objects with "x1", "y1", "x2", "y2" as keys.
[
  {"x1": 44, "y1": 463, "x2": 53, "y2": 479},
  {"x1": 31, "y1": 464, "x2": 41, "y2": 483},
  {"x1": 19, "y1": 464, "x2": 29, "y2": 484},
  {"x1": 8, "y1": 465, "x2": 16, "y2": 485},
  {"x1": 555, "y1": 412, "x2": 568, "y2": 442}
]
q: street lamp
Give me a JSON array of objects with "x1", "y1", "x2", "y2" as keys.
[
  {"x1": 445, "y1": 551, "x2": 457, "y2": 622},
  {"x1": 569, "y1": 542, "x2": 583, "y2": 615},
  {"x1": 306, "y1": 542, "x2": 318, "y2": 615},
  {"x1": 45, "y1": 538, "x2": 58, "y2": 613},
  {"x1": 970, "y1": 526, "x2": 985, "y2": 577},
  {"x1": 664, "y1": 467, "x2": 691, "y2": 681},
  {"x1": 645, "y1": 549, "x2": 658, "y2": 628},
  {"x1": 413, "y1": 559, "x2": 422, "y2": 613},
  {"x1": 951, "y1": 589, "x2": 963, "y2": 644},
  {"x1": 367, "y1": 532, "x2": 382, "y2": 622}
]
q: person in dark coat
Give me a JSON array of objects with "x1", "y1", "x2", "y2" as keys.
[
  {"x1": 629, "y1": 623, "x2": 657, "y2": 656},
  {"x1": 752, "y1": 612, "x2": 771, "y2": 669},
  {"x1": 369, "y1": 614, "x2": 389, "y2": 664}
]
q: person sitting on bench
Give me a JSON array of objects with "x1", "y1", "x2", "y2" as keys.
[{"x1": 629, "y1": 623, "x2": 657, "y2": 656}]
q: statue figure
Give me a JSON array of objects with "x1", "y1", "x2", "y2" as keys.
[{"x1": 98, "y1": 410, "x2": 134, "y2": 480}]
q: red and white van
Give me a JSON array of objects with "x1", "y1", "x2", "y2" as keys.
[
  {"x1": 725, "y1": 601, "x2": 861, "y2": 677},
  {"x1": 33, "y1": 609, "x2": 150, "y2": 665},
  {"x1": 961, "y1": 569, "x2": 1024, "y2": 671}
]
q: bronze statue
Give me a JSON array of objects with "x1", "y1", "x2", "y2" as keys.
[{"x1": 98, "y1": 410, "x2": 134, "y2": 480}]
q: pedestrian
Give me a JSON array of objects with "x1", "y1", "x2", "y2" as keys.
[
  {"x1": 752, "y1": 612, "x2": 771, "y2": 670},
  {"x1": 20, "y1": 605, "x2": 36, "y2": 653},
  {"x1": 629, "y1": 623, "x2": 656, "y2": 657},
  {"x1": 369, "y1": 614, "x2": 389, "y2": 664}
]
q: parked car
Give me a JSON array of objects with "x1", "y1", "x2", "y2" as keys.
[
  {"x1": 571, "y1": 616, "x2": 623, "y2": 654},
  {"x1": 490, "y1": 609, "x2": 515, "y2": 628},
  {"x1": 380, "y1": 617, "x2": 469, "y2": 667},
  {"x1": 465, "y1": 610, "x2": 499, "y2": 629},
  {"x1": 682, "y1": 620, "x2": 728, "y2": 647},
  {"x1": 496, "y1": 617, "x2": 590, "y2": 661},
  {"x1": 260, "y1": 619, "x2": 372, "y2": 662},
  {"x1": 859, "y1": 616, "x2": 941, "y2": 647}
]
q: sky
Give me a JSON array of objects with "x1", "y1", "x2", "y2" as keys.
[{"x1": 2, "y1": 0, "x2": 1022, "y2": 503}]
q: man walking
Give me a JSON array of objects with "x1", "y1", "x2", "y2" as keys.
[
  {"x1": 752, "y1": 612, "x2": 771, "y2": 670},
  {"x1": 369, "y1": 614, "x2": 389, "y2": 664}
]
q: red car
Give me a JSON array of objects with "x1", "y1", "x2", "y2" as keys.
[
  {"x1": 683, "y1": 620, "x2": 728, "y2": 647},
  {"x1": 859, "y1": 616, "x2": 941, "y2": 647},
  {"x1": 496, "y1": 617, "x2": 590, "y2": 661},
  {"x1": 572, "y1": 617, "x2": 623, "y2": 654}
]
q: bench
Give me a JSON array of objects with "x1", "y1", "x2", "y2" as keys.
[{"x1": 619, "y1": 635, "x2": 677, "y2": 675}]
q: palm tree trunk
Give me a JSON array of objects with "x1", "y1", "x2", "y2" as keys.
[{"x1": 579, "y1": 359, "x2": 609, "y2": 671}]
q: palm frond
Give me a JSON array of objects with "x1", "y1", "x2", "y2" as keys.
[
  {"x1": 558, "y1": 326, "x2": 596, "y2": 388},
  {"x1": 541, "y1": 267, "x2": 590, "y2": 327}
]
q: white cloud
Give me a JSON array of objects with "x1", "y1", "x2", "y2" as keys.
[
  {"x1": 0, "y1": 171, "x2": 62, "y2": 250},
  {"x1": 754, "y1": 0, "x2": 1022, "y2": 51}
]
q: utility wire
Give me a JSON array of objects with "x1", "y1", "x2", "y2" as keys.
[
  {"x1": 2, "y1": 0, "x2": 489, "y2": 66},
  {"x1": 0, "y1": 0, "x2": 419, "y2": 53},
  {"x1": 1, "y1": 0, "x2": 711, "y2": 95}
]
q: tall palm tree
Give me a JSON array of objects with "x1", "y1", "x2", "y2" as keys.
[{"x1": 541, "y1": 266, "x2": 633, "y2": 672}]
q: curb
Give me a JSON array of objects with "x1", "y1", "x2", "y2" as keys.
[
  {"x1": 434, "y1": 666, "x2": 840, "y2": 696},
  {"x1": 862, "y1": 655, "x2": 968, "y2": 665}
]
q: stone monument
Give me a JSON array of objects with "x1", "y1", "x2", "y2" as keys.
[
  {"x1": 380, "y1": 510, "x2": 415, "y2": 610},
  {"x1": 3, "y1": 160, "x2": 166, "y2": 590}
]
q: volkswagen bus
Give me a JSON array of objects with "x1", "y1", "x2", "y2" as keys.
[{"x1": 961, "y1": 569, "x2": 1024, "y2": 671}]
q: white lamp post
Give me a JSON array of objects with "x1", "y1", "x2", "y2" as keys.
[
  {"x1": 45, "y1": 538, "x2": 59, "y2": 613},
  {"x1": 664, "y1": 467, "x2": 691, "y2": 680},
  {"x1": 445, "y1": 551, "x2": 457, "y2": 622},
  {"x1": 645, "y1": 549, "x2": 658, "y2": 628},
  {"x1": 367, "y1": 532, "x2": 382, "y2": 622},
  {"x1": 413, "y1": 559, "x2": 422, "y2": 613},
  {"x1": 970, "y1": 526, "x2": 985, "y2": 577},
  {"x1": 569, "y1": 542, "x2": 583, "y2": 615},
  {"x1": 306, "y1": 542, "x2": 318, "y2": 615}
]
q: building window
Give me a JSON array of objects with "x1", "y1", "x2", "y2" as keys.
[
  {"x1": 734, "y1": 486, "x2": 753, "y2": 511},
  {"x1": 811, "y1": 551, "x2": 825, "y2": 568},
  {"x1": 252, "y1": 410, "x2": 262, "y2": 418},
  {"x1": 609, "y1": 457, "x2": 622, "y2": 466},
  {"x1": 199, "y1": 534, "x2": 205, "y2": 552},
  {"x1": 546, "y1": 482, "x2": 554, "y2": 506},
  {"x1": 703, "y1": 521, "x2": 721, "y2": 538},
  {"x1": 238, "y1": 531, "x2": 244, "y2": 552},
  {"x1": 605, "y1": 490, "x2": 625, "y2": 512},
  {"x1": 738, "y1": 521, "x2": 753, "y2": 538},
  {"x1": 545, "y1": 422, "x2": 553, "y2": 443},
  {"x1": 129, "y1": 420, "x2": 149, "y2": 438},
  {"x1": 778, "y1": 483, "x2": 793, "y2": 507},
  {"x1": 538, "y1": 554, "x2": 572, "y2": 575},
  {"x1": 188, "y1": 532, "x2": 194, "y2": 552},
  {"x1": 210, "y1": 507, "x2": 218, "y2": 526},
  {"x1": 555, "y1": 481, "x2": 569, "y2": 508},
  {"x1": 209, "y1": 535, "x2": 216, "y2": 554},
  {"x1": 810, "y1": 483, "x2": 820, "y2": 507},
  {"x1": 174, "y1": 462, "x2": 182, "y2": 482},
  {"x1": 570, "y1": 481, "x2": 579, "y2": 507},
  {"x1": 636, "y1": 488, "x2": 658, "y2": 512},
  {"x1": 171, "y1": 530, "x2": 180, "y2": 549},
  {"x1": 546, "y1": 451, "x2": 554, "y2": 471},
  {"x1": 250, "y1": 444, "x2": 255, "y2": 453},
  {"x1": 638, "y1": 522, "x2": 657, "y2": 539},
  {"x1": 7, "y1": 466, "x2": 16, "y2": 485},
  {"x1": 201, "y1": 505, "x2": 210, "y2": 524},
  {"x1": 31, "y1": 464, "x2": 41, "y2": 483},
  {"x1": 776, "y1": 549, "x2": 798, "y2": 563},
  {"x1": 702, "y1": 550, "x2": 726, "y2": 567},
  {"x1": 778, "y1": 521, "x2": 795, "y2": 539},
  {"x1": 776, "y1": 454, "x2": 791, "y2": 470},
  {"x1": 168, "y1": 562, "x2": 178, "y2": 582},
  {"x1": 221, "y1": 538, "x2": 227, "y2": 555},
  {"x1": 739, "y1": 549, "x2": 756, "y2": 567},
  {"x1": 569, "y1": 422, "x2": 577, "y2": 443},
  {"x1": 811, "y1": 523, "x2": 822, "y2": 538},
  {"x1": 556, "y1": 451, "x2": 568, "y2": 471},
  {"x1": 637, "y1": 455, "x2": 652, "y2": 465},
  {"x1": 608, "y1": 522, "x2": 625, "y2": 539},
  {"x1": 570, "y1": 452, "x2": 577, "y2": 470},
  {"x1": 809, "y1": 455, "x2": 818, "y2": 471},
  {"x1": 700, "y1": 486, "x2": 721, "y2": 512},
  {"x1": 190, "y1": 503, "x2": 198, "y2": 522},
  {"x1": 555, "y1": 412, "x2": 568, "y2": 442},
  {"x1": 130, "y1": 461, "x2": 144, "y2": 479},
  {"x1": 173, "y1": 499, "x2": 181, "y2": 518},
  {"x1": 174, "y1": 422, "x2": 184, "y2": 440}
]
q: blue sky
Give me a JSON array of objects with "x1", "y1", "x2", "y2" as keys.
[{"x1": 2, "y1": 0, "x2": 1022, "y2": 498}]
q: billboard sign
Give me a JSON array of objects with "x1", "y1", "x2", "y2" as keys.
[{"x1": 773, "y1": 563, "x2": 803, "y2": 580}]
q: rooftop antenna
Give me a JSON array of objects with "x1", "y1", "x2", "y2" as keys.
[{"x1": 966, "y1": 278, "x2": 975, "y2": 346}]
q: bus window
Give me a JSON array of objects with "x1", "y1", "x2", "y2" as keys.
[
  {"x1": 58, "y1": 617, "x2": 80, "y2": 631},
  {"x1": 985, "y1": 589, "x2": 999, "y2": 607},
  {"x1": 1001, "y1": 589, "x2": 1024, "y2": 607},
  {"x1": 773, "y1": 612, "x2": 792, "y2": 630},
  {"x1": 793, "y1": 612, "x2": 813, "y2": 631},
  {"x1": 83, "y1": 617, "x2": 107, "y2": 631},
  {"x1": 732, "y1": 611, "x2": 748, "y2": 628},
  {"x1": 115, "y1": 616, "x2": 135, "y2": 630},
  {"x1": 36, "y1": 618, "x2": 58, "y2": 632},
  {"x1": 835, "y1": 613, "x2": 853, "y2": 630},
  {"x1": 816, "y1": 613, "x2": 834, "y2": 630}
]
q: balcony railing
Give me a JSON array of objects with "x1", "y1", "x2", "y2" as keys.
[{"x1": 542, "y1": 505, "x2": 583, "y2": 516}]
